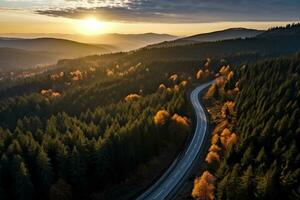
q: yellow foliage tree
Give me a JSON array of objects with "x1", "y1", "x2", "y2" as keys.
[
  {"x1": 171, "y1": 114, "x2": 190, "y2": 129},
  {"x1": 70, "y1": 70, "x2": 83, "y2": 81},
  {"x1": 227, "y1": 71, "x2": 234, "y2": 81},
  {"x1": 205, "y1": 84, "x2": 217, "y2": 98},
  {"x1": 180, "y1": 80, "x2": 188, "y2": 87},
  {"x1": 205, "y1": 151, "x2": 220, "y2": 164},
  {"x1": 169, "y1": 74, "x2": 178, "y2": 81},
  {"x1": 154, "y1": 110, "x2": 170, "y2": 126},
  {"x1": 211, "y1": 134, "x2": 219, "y2": 145},
  {"x1": 221, "y1": 101, "x2": 235, "y2": 118},
  {"x1": 219, "y1": 65, "x2": 230, "y2": 76},
  {"x1": 192, "y1": 171, "x2": 216, "y2": 200},
  {"x1": 220, "y1": 128, "x2": 237, "y2": 148},
  {"x1": 209, "y1": 144, "x2": 221, "y2": 152},
  {"x1": 106, "y1": 69, "x2": 114, "y2": 76},
  {"x1": 125, "y1": 94, "x2": 141, "y2": 101},
  {"x1": 158, "y1": 83, "x2": 167, "y2": 92}
]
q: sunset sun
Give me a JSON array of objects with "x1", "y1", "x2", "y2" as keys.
[{"x1": 77, "y1": 17, "x2": 105, "y2": 35}]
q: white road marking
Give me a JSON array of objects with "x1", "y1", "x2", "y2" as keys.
[{"x1": 137, "y1": 82, "x2": 213, "y2": 200}]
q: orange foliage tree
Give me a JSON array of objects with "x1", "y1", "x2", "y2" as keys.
[
  {"x1": 192, "y1": 171, "x2": 216, "y2": 200},
  {"x1": 154, "y1": 110, "x2": 170, "y2": 126},
  {"x1": 220, "y1": 128, "x2": 237, "y2": 148},
  {"x1": 171, "y1": 114, "x2": 190, "y2": 130},
  {"x1": 169, "y1": 74, "x2": 178, "y2": 82},
  {"x1": 125, "y1": 94, "x2": 141, "y2": 101},
  {"x1": 205, "y1": 151, "x2": 220, "y2": 164}
]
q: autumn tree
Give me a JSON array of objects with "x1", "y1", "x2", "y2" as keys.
[{"x1": 192, "y1": 171, "x2": 216, "y2": 200}]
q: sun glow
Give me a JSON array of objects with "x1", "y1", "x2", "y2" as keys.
[{"x1": 77, "y1": 17, "x2": 105, "y2": 35}]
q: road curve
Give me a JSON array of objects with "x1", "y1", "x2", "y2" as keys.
[{"x1": 137, "y1": 82, "x2": 213, "y2": 200}]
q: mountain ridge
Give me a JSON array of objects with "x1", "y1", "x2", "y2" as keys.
[{"x1": 146, "y1": 28, "x2": 263, "y2": 49}]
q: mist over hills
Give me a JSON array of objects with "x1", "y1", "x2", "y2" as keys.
[
  {"x1": 0, "y1": 37, "x2": 119, "y2": 70},
  {"x1": 0, "y1": 33, "x2": 177, "y2": 70},
  {"x1": 0, "y1": 33, "x2": 178, "y2": 51},
  {"x1": 2, "y1": 25, "x2": 300, "y2": 71},
  {"x1": 146, "y1": 28, "x2": 263, "y2": 48},
  {"x1": 0, "y1": 47, "x2": 58, "y2": 70}
]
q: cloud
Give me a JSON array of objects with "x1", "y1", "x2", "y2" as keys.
[{"x1": 4, "y1": 0, "x2": 300, "y2": 23}]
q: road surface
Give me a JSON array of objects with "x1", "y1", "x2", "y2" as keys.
[{"x1": 137, "y1": 82, "x2": 213, "y2": 200}]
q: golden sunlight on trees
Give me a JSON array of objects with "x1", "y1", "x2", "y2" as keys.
[
  {"x1": 196, "y1": 69, "x2": 211, "y2": 80},
  {"x1": 166, "y1": 87, "x2": 173, "y2": 94},
  {"x1": 192, "y1": 171, "x2": 216, "y2": 200},
  {"x1": 215, "y1": 77, "x2": 226, "y2": 86},
  {"x1": 206, "y1": 151, "x2": 220, "y2": 164},
  {"x1": 196, "y1": 69, "x2": 205, "y2": 79},
  {"x1": 89, "y1": 67, "x2": 96, "y2": 72},
  {"x1": 125, "y1": 93, "x2": 141, "y2": 101},
  {"x1": 227, "y1": 133, "x2": 237, "y2": 146},
  {"x1": 220, "y1": 128, "x2": 237, "y2": 148},
  {"x1": 70, "y1": 70, "x2": 82, "y2": 81},
  {"x1": 204, "y1": 58, "x2": 211, "y2": 68},
  {"x1": 169, "y1": 74, "x2": 178, "y2": 82},
  {"x1": 219, "y1": 65, "x2": 230, "y2": 76},
  {"x1": 174, "y1": 85, "x2": 180, "y2": 93},
  {"x1": 180, "y1": 80, "x2": 188, "y2": 87},
  {"x1": 106, "y1": 69, "x2": 114, "y2": 76},
  {"x1": 211, "y1": 134, "x2": 219, "y2": 145},
  {"x1": 50, "y1": 72, "x2": 64, "y2": 80},
  {"x1": 158, "y1": 83, "x2": 167, "y2": 92},
  {"x1": 221, "y1": 101, "x2": 235, "y2": 118},
  {"x1": 206, "y1": 144, "x2": 221, "y2": 164},
  {"x1": 154, "y1": 110, "x2": 170, "y2": 126},
  {"x1": 227, "y1": 71, "x2": 234, "y2": 81},
  {"x1": 209, "y1": 144, "x2": 221, "y2": 152},
  {"x1": 52, "y1": 92, "x2": 61, "y2": 98},
  {"x1": 171, "y1": 114, "x2": 190, "y2": 130},
  {"x1": 212, "y1": 121, "x2": 229, "y2": 135},
  {"x1": 205, "y1": 84, "x2": 217, "y2": 98},
  {"x1": 40, "y1": 89, "x2": 61, "y2": 98}
]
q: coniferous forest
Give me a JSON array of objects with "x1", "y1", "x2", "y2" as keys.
[
  {"x1": 198, "y1": 54, "x2": 300, "y2": 200},
  {"x1": 0, "y1": 23, "x2": 300, "y2": 200}
]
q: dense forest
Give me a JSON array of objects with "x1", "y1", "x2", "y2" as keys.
[
  {"x1": 193, "y1": 53, "x2": 300, "y2": 200},
  {"x1": 1, "y1": 23, "x2": 300, "y2": 200},
  {"x1": 0, "y1": 48, "x2": 207, "y2": 199}
]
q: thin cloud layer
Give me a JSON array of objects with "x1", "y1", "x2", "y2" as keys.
[{"x1": 2, "y1": 0, "x2": 300, "y2": 23}]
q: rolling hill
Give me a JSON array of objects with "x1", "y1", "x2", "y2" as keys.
[
  {"x1": 0, "y1": 23, "x2": 299, "y2": 200},
  {"x1": 147, "y1": 28, "x2": 262, "y2": 49},
  {"x1": 0, "y1": 37, "x2": 118, "y2": 70},
  {"x1": 0, "y1": 33, "x2": 178, "y2": 51},
  {"x1": 0, "y1": 47, "x2": 59, "y2": 70}
]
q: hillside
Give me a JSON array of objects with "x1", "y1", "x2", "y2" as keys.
[
  {"x1": 59, "y1": 24, "x2": 300, "y2": 69},
  {"x1": 93, "y1": 33, "x2": 178, "y2": 50},
  {"x1": 0, "y1": 47, "x2": 58, "y2": 70},
  {"x1": 0, "y1": 24, "x2": 299, "y2": 200},
  {"x1": 0, "y1": 37, "x2": 118, "y2": 56},
  {"x1": 0, "y1": 37, "x2": 118, "y2": 70},
  {"x1": 257, "y1": 23, "x2": 300, "y2": 38},
  {"x1": 197, "y1": 53, "x2": 300, "y2": 200},
  {"x1": 0, "y1": 33, "x2": 178, "y2": 51},
  {"x1": 147, "y1": 28, "x2": 262, "y2": 48}
]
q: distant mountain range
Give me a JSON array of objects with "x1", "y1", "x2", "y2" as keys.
[
  {"x1": 0, "y1": 37, "x2": 120, "y2": 70},
  {"x1": 146, "y1": 28, "x2": 263, "y2": 49},
  {"x1": 0, "y1": 33, "x2": 178, "y2": 70},
  {"x1": 0, "y1": 47, "x2": 59, "y2": 70},
  {"x1": 0, "y1": 33, "x2": 178, "y2": 51},
  {"x1": 0, "y1": 28, "x2": 276, "y2": 70}
]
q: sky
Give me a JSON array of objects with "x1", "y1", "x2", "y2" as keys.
[{"x1": 0, "y1": 0, "x2": 299, "y2": 36}]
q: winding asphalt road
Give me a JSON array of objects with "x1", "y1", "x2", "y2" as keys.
[{"x1": 137, "y1": 82, "x2": 213, "y2": 200}]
